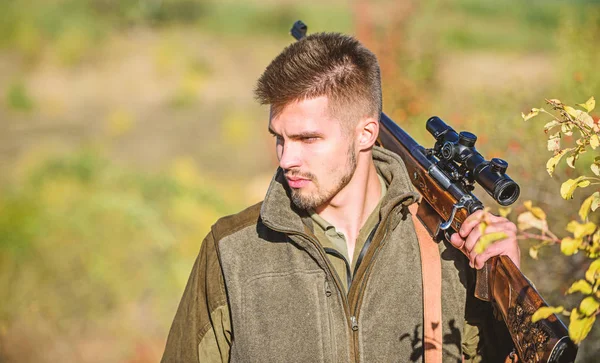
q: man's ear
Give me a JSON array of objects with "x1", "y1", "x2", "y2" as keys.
[{"x1": 356, "y1": 116, "x2": 380, "y2": 151}]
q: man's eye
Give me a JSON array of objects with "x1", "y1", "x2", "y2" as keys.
[{"x1": 302, "y1": 137, "x2": 318, "y2": 143}]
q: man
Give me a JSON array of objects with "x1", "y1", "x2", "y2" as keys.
[{"x1": 162, "y1": 32, "x2": 519, "y2": 362}]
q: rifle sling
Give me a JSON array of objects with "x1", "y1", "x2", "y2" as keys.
[{"x1": 408, "y1": 203, "x2": 443, "y2": 362}]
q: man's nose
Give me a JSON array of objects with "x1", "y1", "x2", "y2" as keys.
[{"x1": 278, "y1": 142, "x2": 301, "y2": 170}]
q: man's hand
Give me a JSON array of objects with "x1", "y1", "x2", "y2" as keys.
[{"x1": 449, "y1": 210, "x2": 520, "y2": 269}]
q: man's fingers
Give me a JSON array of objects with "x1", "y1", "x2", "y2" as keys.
[
  {"x1": 459, "y1": 211, "x2": 517, "y2": 238},
  {"x1": 451, "y1": 212, "x2": 519, "y2": 270},
  {"x1": 472, "y1": 239, "x2": 521, "y2": 269},
  {"x1": 466, "y1": 222, "x2": 516, "y2": 262},
  {"x1": 458, "y1": 210, "x2": 486, "y2": 238},
  {"x1": 449, "y1": 232, "x2": 466, "y2": 251}
]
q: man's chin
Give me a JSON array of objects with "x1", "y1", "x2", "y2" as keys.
[{"x1": 290, "y1": 191, "x2": 324, "y2": 211}]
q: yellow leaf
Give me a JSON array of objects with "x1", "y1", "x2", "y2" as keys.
[
  {"x1": 582, "y1": 113, "x2": 595, "y2": 128},
  {"x1": 580, "y1": 194, "x2": 596, "y2": 220},
  {"x1": 560, "y1": 177, "x2": 591, "y2": 199},
  {"x1": 566, "y1": 220, "x2": 597, "y2": 239},
  {"x1": 543, "y1": 120, "x2": 560, "y2": 131},
  {"x1": 529, "y1": 246, "x2": 539, "y2": 260},
  {"x1": 498, "y1": 207, "x2": 512, "y2": 218},
  {"x1": 578, "y1": 96, "x2": 596, "y2": 112},
  {"x1": 590, "y1": 134, "x2": 600, "y2": 149},
  {"x1": 522, "y1": 108, "x2": 540, "y2": 121},
  {"x1": 560, "y1": 178, "x2": 578, "y2": 199},
  {"x1": 577, "y1": 222, "x2": 596, "y2": 238},
  {"x1": 565, "y1": 105, "x2": 595, "y2": 128},
  {"x1": 585, "y1": 258, "x2": 600, "y2": 283},
  {"x1": 566, "y1": 154, "x2": 578, "y2": 169},
  {"x1": 523, "y1": 200, "x2": 546, "y2": 219},
  {"x1": 561, "y1": 237, "x2": 582, "y2": 255},
  {"x1": 478, "y1": 222, "x2": 487, "y2": 235},
  {"x1": 569, "y1": 308, "x2": 596, "y2": 344},
  {"x1": 565, "y1": 105, "x2": 579, "y2": 118},
  {"x1": 532, "y1": 306, "x2": 564, "y2": 323},
  {"x1": 548, "y1": 99, "x2": 563, "y2": 106},
  {"x1": 590, "y1": 192, "x2": 600, "y2": 211},
  {"x1": 517, "y1": 211, "x2": 548, "y2": 232},
  {"x1": 474, "y1": 232, "x2": 508, "y2": 254},
  {"x1": 546, "y1": 150, "x2": 568, "y2": 177},
  {"x1": 580, "y1": 297, "x2": 600, "y2": 316},
  {"x1": 567, "y1": 280, "x2": 593, "y2": 295},
  {"x1": 592, "y1": 163, "x2": 600, "y2": 176},
  {"x1": 561, "y1": 123, "x2": 574, "y2": 136}
]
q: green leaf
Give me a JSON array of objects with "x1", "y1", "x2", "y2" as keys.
[
  {"x1": 569, "y1": 308, "x2": 596, "y2": 344},
  {"x1": 560, "y1": 177, "x2": 591, "y2": 199},
  {"x1": 580, "y1": 297, "x2": 600, "y2": 316},
  {"x1": 585, "y1": 258, "x2": 600, "y2": 283},
  {"x1": 567, "y1": 280, "x2": 593, "y2": 295},
  {"x1": 578, "y1": 96, "x2": 596, "y2": 112},
  {"x1": 522, "y1": 108, "x2": 540, "y2": 121},
  {"x1": 546, "y1": 149, "x2": 569, "y2": 177},
  {"x1": 566, "y1": 220, "x2": 597, "y2": 239},
  {"x1": 590, "y1": 134, "x2": 600, "y2": 150},
  {"x1": 474, "y1": 232, "x2": 508, "y2": 254},
  {"x1": 561, "y1": 237, "x2": 582, "y2": 256},
  {"x1": 532, "y1": 306, "x2": 564, "y2": 323}
]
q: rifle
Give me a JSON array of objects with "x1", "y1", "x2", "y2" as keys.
[{"x1": 291, "y1": 20, "x2": 577, "y2": 363}]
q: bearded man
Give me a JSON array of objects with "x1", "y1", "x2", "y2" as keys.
[{"x1": 161, "y1": 32, "x2": 519, "y2": 362}]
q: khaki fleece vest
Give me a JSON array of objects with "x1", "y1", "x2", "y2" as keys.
[{"x1": 161, "y1": 147, "x2": 511, "y2": 363}]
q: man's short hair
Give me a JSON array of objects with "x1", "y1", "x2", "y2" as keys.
[{"x1": 254, "y1": 32, "x2": 382, "y2": 126}]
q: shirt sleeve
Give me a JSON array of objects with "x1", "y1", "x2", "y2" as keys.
[{"x1": 161, "y1": 231, "x2": 232, "y2": 363}]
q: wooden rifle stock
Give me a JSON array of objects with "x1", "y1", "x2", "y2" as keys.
[{"x1": 377, "y1": 113, "x2": 578, "y2": 363}]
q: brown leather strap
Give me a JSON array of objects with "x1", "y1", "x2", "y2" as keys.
[{"x1": 409, "y1": 203, "x2": 443, "y2": 362}]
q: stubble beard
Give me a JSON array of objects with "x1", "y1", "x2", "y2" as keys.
[{"x1": 289, "y1": 142, "x2": 357, "y2": 211}]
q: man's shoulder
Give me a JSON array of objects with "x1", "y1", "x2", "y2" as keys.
[{"x1": 211, "y1": 201, "x2": 264, "y2": 242}]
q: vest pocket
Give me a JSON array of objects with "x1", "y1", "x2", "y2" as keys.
[{"x1": 239, "y1": 269, "x2": 334, "y2": 363}]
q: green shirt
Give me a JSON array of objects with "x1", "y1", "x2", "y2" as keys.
[{"x1": 309, "y1": 174, "x2": 387, "y2": 293}]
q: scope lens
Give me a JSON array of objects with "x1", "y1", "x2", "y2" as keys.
[{"x1": 495, "y1": 181, "x2": 520, "y2": 206}]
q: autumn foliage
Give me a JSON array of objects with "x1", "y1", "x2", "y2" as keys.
[{"x1": 514, "y1": 97, "x2": 600, "y2": 344}]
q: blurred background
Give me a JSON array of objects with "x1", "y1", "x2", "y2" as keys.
[{"x1": 1, "y1": 0, "x2": 599, "y2": 361}]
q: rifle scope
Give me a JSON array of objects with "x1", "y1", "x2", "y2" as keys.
[{"x1": 426, "y1": 116, "x2": 520, "y2": 206}]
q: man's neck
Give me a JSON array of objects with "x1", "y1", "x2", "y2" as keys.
[{"x1": 314, "y1": 152, "x2": 382, "y2": 260}]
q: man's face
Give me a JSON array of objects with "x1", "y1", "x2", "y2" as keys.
[{"x1": 269, "y1": 96, "x2": 357, "y2": 211}]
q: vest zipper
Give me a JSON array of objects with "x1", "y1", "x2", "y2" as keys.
[
  {"x1": 267, "y1": 206, "x2": 400, "y2": 363},
  {"x1": 350, "y1": 315, "x2": 358, "y2": 330},
  {"x1": 265, "y1": 227, "x2": 354, "y2": 327},
  {"x1": 348, "y1": 211, "x2": 395, "y2": 362}
]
